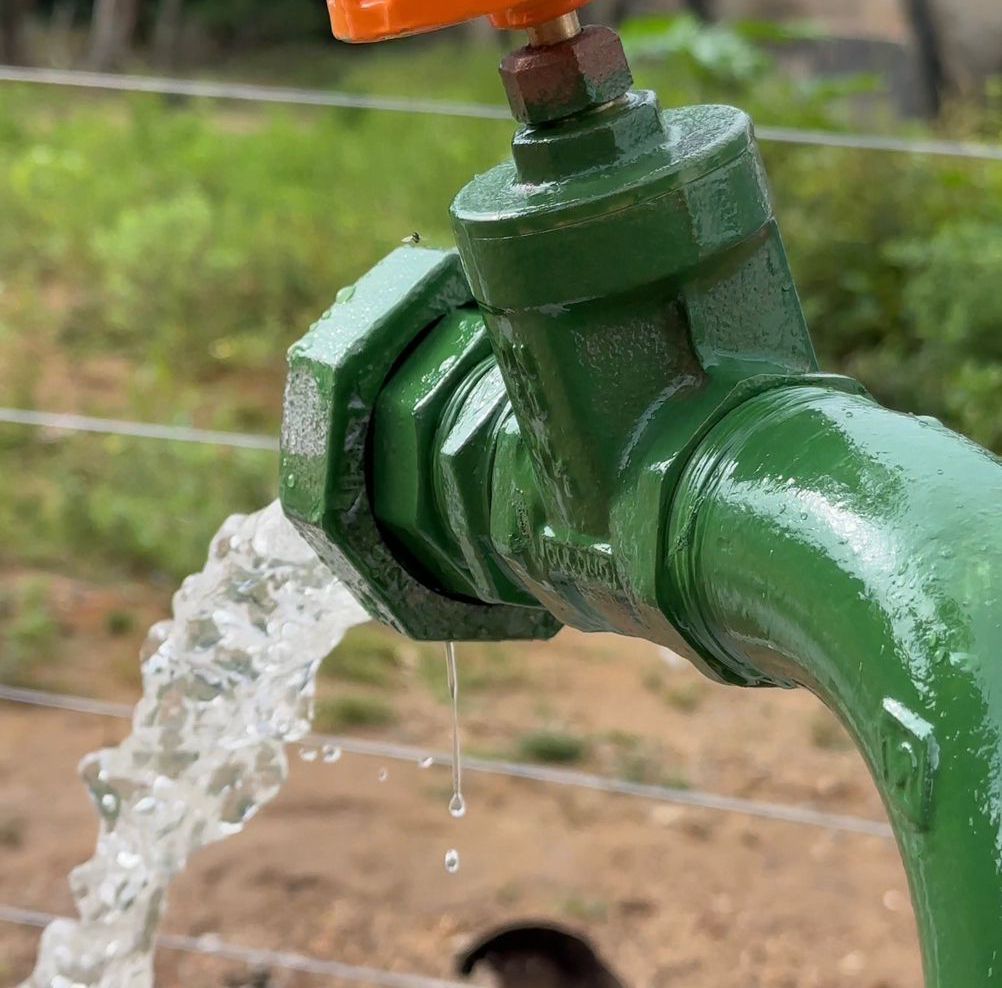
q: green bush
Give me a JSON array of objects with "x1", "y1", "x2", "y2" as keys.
[
  {"x1": 323, "y1": 626, "x2": 402, "y2": 687},
  {"x1": 0, "y1": 85, "x2": 510, "y2": 389},
  {"x1": 314, "y1": 694, "x2": 397, "y2": 731},
  {"x1": 0, "y1": 427, "x2": 275, "y2": 582},
  {"x1": 0, "y1": 579, "x2": 60, "y2": 687},
  {"x1": 517, "y1": 730, "x2": 590, "y2": 765},
  {"x1": 767, "y1": 147, "x2": 1002, "y2": 447}
]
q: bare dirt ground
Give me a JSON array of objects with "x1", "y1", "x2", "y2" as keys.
[{"x1": 0, "y1": 571, "x2": 921, "y2": 988}]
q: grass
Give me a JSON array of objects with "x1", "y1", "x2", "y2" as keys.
[
  {"x1": 604, "y1": 731, "x2": 691, "y2": 788},
  {"x1": 810, "y1": 711, "x2": 854, "y2": 751},
  {"x1": 0, "y1": 579, "x2": 60, "y2": 688},
  {"x1": 322, "y1": 626, "x2": 403, "y2": 687},
  {"x1": 104, "y1": 608, "x2": 137, "y2": 636},
  {"x1": 642, "y1": 669, "x2": 706, "y2": 713},
  {"x1": 516, "y1": 729, "x2": 590, "y2": 765},
  {"x1": 313, "y1": 694, "x2": 397, "y2": 731},
  {"x1": 0, "y1": 813, "x2": 25, "y2": 850},
  {"x1": 417, "y1": 642, "x2": 527, "y2": 704},
  {"x1": 0, "y1": 65, "x2": 512, "y2": 587},
  {"x1": 559, "y1": 895, "x2": 609, "y2": 922},
  {"x1": 0, "y1": 429, "x2": 277, "y2": 584},
  {"x1": 663, "y1": 681, "x2": 706, "y2": 713}
]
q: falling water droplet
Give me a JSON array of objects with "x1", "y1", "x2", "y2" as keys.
[
  {"x1": 377, "y1": 767, "x2": 389, "y2": 782},
  {"x1": 100, "y1": 794, "x2": 118, "y2": 814},
  {"x1": 299, "y1": 746, "x2": 318, "y2": 762},
  {"x1": 444, "y1": 849, "x2": 460, "y2": 874},
  {"x1": 419, "y1": 756, "x2": 434, "y2": 769},
  {"x1": 322, "y1": 744, "x2": 342, "y2": 764},
  {"x1": 445, "y1": 641, "x2": 465, "y2": 819}
]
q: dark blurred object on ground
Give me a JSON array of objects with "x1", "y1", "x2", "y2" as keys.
[{"x1": 459, "y1": 923, "x2": 626, "y2": 988}]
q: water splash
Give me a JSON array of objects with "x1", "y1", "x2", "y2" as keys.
[{"x1": 21, "y1": 501, "x2": 369, "y2": 987}]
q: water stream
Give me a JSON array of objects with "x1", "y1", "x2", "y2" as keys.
[
  {"x1": 445, "y1": 642, "x2": 465, "y2": 821},
  {"x1": 21, "y1": 501, "x2": 370, "y2": 987}
]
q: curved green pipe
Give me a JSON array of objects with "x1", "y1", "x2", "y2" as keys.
[{"x1": 668, "y1": 385, "x2": 1002, "y2": 986}]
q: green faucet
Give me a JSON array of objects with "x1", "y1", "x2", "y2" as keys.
[{"x1": 281, "y1": 11, "x2": 1002, "y2": 984}]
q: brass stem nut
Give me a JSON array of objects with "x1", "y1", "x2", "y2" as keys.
[{"x1": 500, "y1": 26, "x2": 633, "y2": 126}]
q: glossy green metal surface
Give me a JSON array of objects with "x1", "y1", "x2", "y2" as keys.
[
  {"x1": 280, "y1": 246, "x2": 557, "y2": 642},
  {"x1": 451, "y1": 95, "x2": 820, "y2": 542},
  {"x1": 280, "y1": 40, "x2": 1002, "y2": 983},
  {"x1": 668, "y1": 386, "x2": 1002, "y2": 986}
]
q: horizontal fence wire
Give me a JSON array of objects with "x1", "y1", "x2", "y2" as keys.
[
  {"x1": 0, "y1": 683, "x2": 894, "y2": 839},
  {"x1": 0, "y1": 415, "x2": 894, "y2": 838},
  {"x1": 0, "y1": 65, "x2": 511, "y2": 120},
  {"x1": 3, "y1": 64, "x2": 1002, "y2": 162},
  {"x1": 0, "y1": 903, "x2": 468, "y2": 987},
  {"x1": 0, "y1": 408, "x2": 279, "y2": 451}
]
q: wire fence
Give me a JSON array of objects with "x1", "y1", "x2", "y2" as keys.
[
  {"x1": 0, "y1": 903, "x2": 468, "y2": 987},
  {"x1": 0, "y1": 409, "x2": 896, "y2": 841},
  {"x1": 4, "y1": 64, "x2": 1002, "y2": 163},
  {"x1": 0, "y1": 403, "x2": 897, "y2": 840},
  {"x1": 0, "y1": 683, "x2": 893, "y2": 838},
  {"x1": 0, "y1": 407, "x2": 279, "y2": 451},
  {"x1": 0, "y1": 51, "x2": 925, "y2": 979}
]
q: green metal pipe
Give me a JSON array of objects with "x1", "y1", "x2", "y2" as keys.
[
  {"x1": 668, "y1": 384, "x2": 1002, "y2": 986},
  {"x1": 279, "y1": 25, "x2": 1002, "y2": 981}
]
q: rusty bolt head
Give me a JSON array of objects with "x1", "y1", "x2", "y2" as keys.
[{"x1": 500, "y1": 26, "x2": 633, "y2": 126}]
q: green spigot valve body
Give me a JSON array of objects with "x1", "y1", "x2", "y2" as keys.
[
  {"x1": 280, "y1": 32, "x2": 1002, "y2": 986},
  {"x1": 375, "y1": 88, "x2": 858, "y2": 676}
]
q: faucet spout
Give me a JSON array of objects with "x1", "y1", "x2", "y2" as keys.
[{"x1": 669, "y1": 385, "x2": 1002, "y2": 986}]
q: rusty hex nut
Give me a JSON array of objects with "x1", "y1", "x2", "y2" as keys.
[{"x1": 500, "y1": 26, "x2": 633, "y2": 126}]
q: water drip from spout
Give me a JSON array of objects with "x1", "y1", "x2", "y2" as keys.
[{"x1": 445, "y1": 642, "x2": 466, "y2": 820}]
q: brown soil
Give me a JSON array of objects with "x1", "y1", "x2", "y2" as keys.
[{"x1": 0, "y1": 570, "x2": 921, "y2": 988}]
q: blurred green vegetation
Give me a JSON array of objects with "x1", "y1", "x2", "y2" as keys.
[
  {"x1": 517, "y1": 729, "x2": 590, "y2": 765},
  {"x1": 1, "y1": 30, "x2": 1001, "y2": 585},
  {"x1": 0, "y1": 578, "x2": 60, "y2": 687},
  {"x1": 313, "y1": 693, "x2": 397, "y2": 731}
]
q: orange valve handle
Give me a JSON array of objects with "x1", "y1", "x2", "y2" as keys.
[{"x1": 328, "y1": 0, "x2": 590, "y2": 42}]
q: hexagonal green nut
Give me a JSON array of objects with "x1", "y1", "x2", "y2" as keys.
[
  {"x1": 280, "y1": 246, "x2": 559, "y2": 643},
  {"x1": 372, "y1": 305, "x2": 496, "y2": 598},
  {"x1": 438, "y1": 363, "x2": 542, "y2": 607}
]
